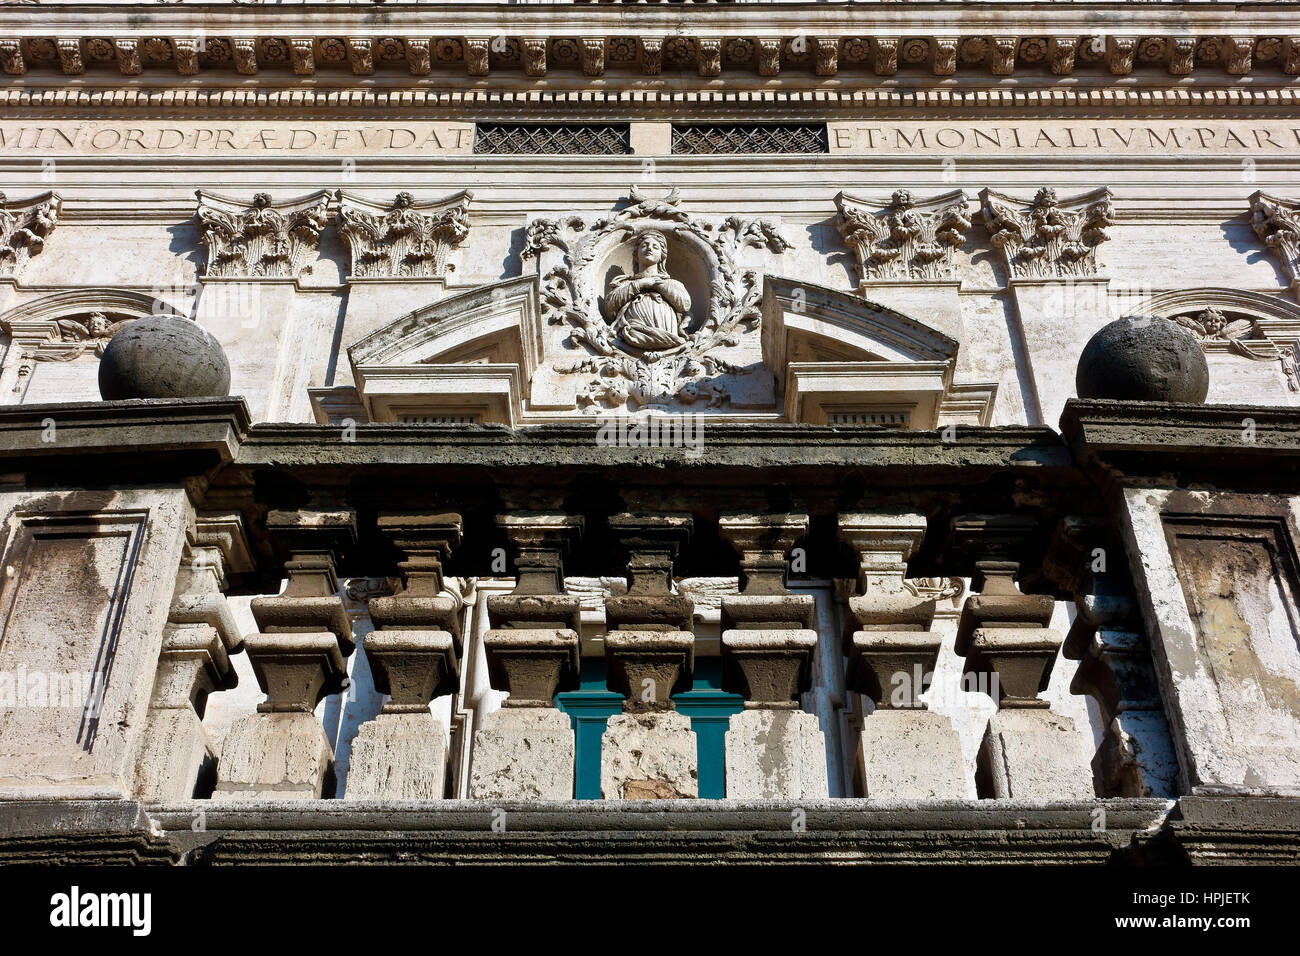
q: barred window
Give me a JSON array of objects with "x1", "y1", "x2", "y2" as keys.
[
  {"x1": 671, "y1": 123, "x2": 829, "y2": 155},
  {"x1": 473, "y1": 124, "x2": 632, "y2": 155}
]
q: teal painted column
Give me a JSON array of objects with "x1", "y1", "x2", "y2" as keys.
[{"x1": 556, "y1": 659, "x2": 742, "y2": 799}]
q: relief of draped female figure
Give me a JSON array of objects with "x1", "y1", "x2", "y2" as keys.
[{"x1": 605, "y1": 230, "x2": 693, "y2": 352}]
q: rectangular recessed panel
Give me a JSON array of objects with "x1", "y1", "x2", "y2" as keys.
[
  {"x1": 0, "y1": 513, "x2": 146, "y2": 761},
  {"x1": 671, "y1": 123, "x2": 829, "y2": 155},
  {"x1": 473, "y1": 124, "x2": 632, "y2": 155}
]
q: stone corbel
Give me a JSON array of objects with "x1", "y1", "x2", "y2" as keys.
[
  {"x1": 405, "y1": 38, "x2": 431, "y2": 76},
  {"x1": 872, "y1": 36, "x2": 898, "y2": 76},
  {"x1": 290, "y1": 38, "x2": 314, "y2": 75},
  {"x1": 522, "y1": 38, "x2": 546, "y2": 77},
  {"x1": 989, "y1": 36, "x2": 1016, "y2": 75},
  {"x1": 56, "y1": 38, "x2": 83, "y2": 76},
  {"x1": 112, "y1": 38, "x2": 140, "y2": 76},
  {"x1": 1107, "y1": 36, "x2": 1136, "y2": 74},
  {"x1": 838, "y1": 511, "x2": 967, "y2": 798},
  {"x1": 696, "y1": 38, "x2": 722, "y2": 77},
  {"x1": 0, "y1": 39, "x2": 25, "y2": 76},
  {"x1": 1169, "y1": 37, "x2": 1196, "y2": 75},
  {"x1": 173, "y1": 38, "x2": 199, "y2": 76},
  {"x1": 348, "y1": 37, "x2": 373, "y2": 75},
  {"x1": 232, "y1": 38, "x2": 257, "y2": 75}
]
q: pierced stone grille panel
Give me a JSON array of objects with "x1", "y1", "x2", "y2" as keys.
[
  {"x1": 473, "y1": 123, "x2": 631, "y2": 155},
  {"x1": 671, "y1": 123, "x2": 829, "y2": 155}
]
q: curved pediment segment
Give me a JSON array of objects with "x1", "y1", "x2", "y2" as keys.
[
  {"x1": 349, "y1": 275, "x2": 538, "y2": 369},
  {"x1": 1137, "y1": 287, "x2": 1300, "y2": 405},
  {"x1": 762, "y1": 275, "x2": 967, "y2": 428},
  {"x1": 347, "y1": 275, "x2": 539, "y2": 425},
  {"x1": 762, "y1": 275, "x2": 959, "y2": 368}
]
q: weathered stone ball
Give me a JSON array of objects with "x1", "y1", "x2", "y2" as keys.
[
  {"x1": 98, "y1": 317, "x2": 231, "y2": 400},
  {"x1": 1076, "y1": 315, "x2": 1208, "y2": 404}
]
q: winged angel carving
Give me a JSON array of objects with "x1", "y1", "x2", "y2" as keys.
[
  {"x1": 1172, "y1": 306, "x2": 1299, "y2": 391},
  {"x1": 337, "y1": 191, "x2": 472, "y2": 279},
  {"x1": 981, "y1": 187, "x2": 1115, "y2": 279},
  {"x1": 196, "y1": 192, "x2": 329, "y2": 279},
  {"x1": 524, "y1": 186, "x2": 790, "y2": 411}
]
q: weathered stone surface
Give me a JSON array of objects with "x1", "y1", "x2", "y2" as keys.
[
  {"x1": 98, "y1": 317, "x2": 232, "y2": 401},
  {"x1": 859, "y1": 708, "x2": 969, "y2": 799},
  {"x1": 601, "y1": 711, "x2": 698, "y2": 799},
  {"x1": 133, "y1": 709, "x2": 211, "y2": 802},
  {"x1": 211, "y1": 711, "x2": 333, "y2": 800},
  {"x1": 1076, "y1": 315, "x2": 1209, "y2": 405},
  {"x1": 482, "y1": 627, "x2": 579, "y2": 707},
  {"x1": 725, "y1": 709, "x2": 828, "y2": 799},
  {"x1": 0, "y1": 488, "x2": 190, "y2": 799},
  {"x1": 469, "y1": 708, "x2": 574, "y2": 800},
  {"x1": 345, "y1": 712, "x2": 447, "y2": 800},
  {"x1": 977, "y1": 709, "x2": 1096, "y2": 800},
  {"x1": 720, "y1": 628, "x2": 817, "y2": 705}
]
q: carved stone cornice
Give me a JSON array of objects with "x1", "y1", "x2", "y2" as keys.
[
  {"x1": 1249, "y1": 191, "x2": 1300, "y2": 297},
  {"x1": 1, "y1": 84, "x2": 1296, "y2": 114},
  {"x1": 835, "y1": 188, "x2": 971, "y2": 285},
  {"x1": 2, "y1": 10, "x2": 1299, "y2": 83},
  {"x1": 194, "y1": 189, "x2": 330, "y2": 280},
  {"x1": 336, "y1": 190, "x2": 471, "y2": 282},
  {"x1": 980, "y1": 186, "x2": 1115, "y2": 281},
  {"x1": 0, "y1": 189, "x2": 59, "y2": 278}
]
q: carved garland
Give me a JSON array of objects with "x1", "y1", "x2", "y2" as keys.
[{"x1": 524, "y1": 187, "x2": 790, "y2": 411}]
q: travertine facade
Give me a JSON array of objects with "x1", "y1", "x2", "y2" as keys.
[{"x1": 0, "y1": 0, "x2": 1299, "y2": 865}]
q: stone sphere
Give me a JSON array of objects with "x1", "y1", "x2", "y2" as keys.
[
  {"x1": 98, "y1": 317, "x2": 231, "y2": 400},
  {"x1": 1076, "y1": 315, "x2": 1209, "y2": 404}
]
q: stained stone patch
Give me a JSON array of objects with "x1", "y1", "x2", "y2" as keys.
[
  {"x1": 469, "y1": 708, "x2": 574, "y2": 800},
  {"x1": 346, "y1": 712, "x2": 448, "y2": 800},
  {"x1": 601, "y1": 711, "x2": 698, "y2": 799},
  {"x1": 724, "y1": 709, "x2": 828, "y2": 799},
  {"x1": 859, "y1": 708, "x2": 969, "y2": 799},
  {"x1": 212, "y1": 712, "x2": 334, "y2": 800}
]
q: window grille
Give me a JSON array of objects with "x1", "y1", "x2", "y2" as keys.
[
  {"x1": 473, "y1": 124, "x2": 632, "y2": 155},
  {"x1": 671, "y1": 123, "x2": 829, "y2": 155}
]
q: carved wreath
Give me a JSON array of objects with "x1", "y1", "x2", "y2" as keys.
[{"x1": 523, "y1": 186, "x2": 790, "y2": 410}]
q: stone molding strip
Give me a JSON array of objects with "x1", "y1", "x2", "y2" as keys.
[{"x1": 0, "y1": 85, "x2": 1297, "y2": 112}]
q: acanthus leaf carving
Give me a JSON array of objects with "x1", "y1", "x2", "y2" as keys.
[
  {"x1": 337, "y1": 190, "x2": 472, "y2": 280},
  {"x1": 980, "y1": 186, "x2": 1115, "y2": 280},
  {"x1": 526, "y1": 186, "x2": 790, "y2": 412},
  {"x1": 836, "y1": 188, "x2": 971, "y2": 284},
  {"x1": 1249, "y1": 191, "x2": 1300, "y2": 295},
  {"x1": 0, "y1": 190, "x2": 60, "y2": 277},
  {"x1": 194, "y1": 189, "x2": 330, "y2": 279}
]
